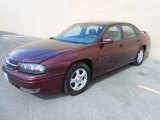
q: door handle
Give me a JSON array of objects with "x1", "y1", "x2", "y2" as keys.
[
  {"x1": 119, "y1": 44, "x2": 123, "y2": 47},
  {"x1": 137, "y1": 40, "x2": 140, "y2": 42}
]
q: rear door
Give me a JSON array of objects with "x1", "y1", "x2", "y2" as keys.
[{"x1": 121, "y1": 24, "x2": 140, "y2": 61}]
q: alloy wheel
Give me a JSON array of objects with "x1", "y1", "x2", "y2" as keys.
[
  {"x1": 137, "y1": 49, "x2": 144, "y2": 63},
  {"x1": 70, "y1": 68, "x2": 88, "y2": 91}
]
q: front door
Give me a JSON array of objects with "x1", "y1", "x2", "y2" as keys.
[{"x1": 97, "y1": 25, "x2": 125, "y2": 74}]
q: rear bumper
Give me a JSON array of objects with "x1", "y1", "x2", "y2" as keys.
[{"x1": 2, "y1": 65, "x2": 64, "y2": 93}]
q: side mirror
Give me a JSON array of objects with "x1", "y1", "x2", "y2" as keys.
[
  {"x1": 49, "y1": 37, "x2": 55, "y2": 39},
  {"x1": 101, "y1": 38, "x2": 113, "y2": 44}
]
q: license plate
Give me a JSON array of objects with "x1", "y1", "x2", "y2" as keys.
[{"x1": 3, "y1": 72, "x2": 9, "y2": 82}]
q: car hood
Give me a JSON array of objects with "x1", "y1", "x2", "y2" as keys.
[{"x1": 8, "y1": 39, "x2": 84, "y2": 63}]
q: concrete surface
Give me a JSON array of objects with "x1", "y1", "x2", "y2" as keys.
[{"x1": 0, "y1": 31, "x2": 160, "y2": 120}]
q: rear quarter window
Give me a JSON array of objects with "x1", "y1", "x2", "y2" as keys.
[{"x1": 134, "y1": 27, "x2": 140, "y2": 35}]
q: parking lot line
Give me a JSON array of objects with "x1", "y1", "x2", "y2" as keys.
[
  {"x1": 138, "y1": 85, "x2": 160, "y2": 95},
  {"x1": 2, "y1": 35, "x2": 25, "y2": 45},
  {"x1": 3, "y1": 34, "x2": 25, "y2": 38}
]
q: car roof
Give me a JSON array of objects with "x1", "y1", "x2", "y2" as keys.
[{"x1": 77, "y1": 21, "x2": 132, "y2": 26}]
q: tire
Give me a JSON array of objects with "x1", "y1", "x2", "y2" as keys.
[
  {"x1": 64, "y1": 62, "x2": 91, "y2": 96},
  {"x1": 133, "y1": 47, "x2": 145, "y2": 66}
]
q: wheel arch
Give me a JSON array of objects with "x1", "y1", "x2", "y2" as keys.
[
  {"x1": 141, "y1": 45, "x2": 146, "y2": 52},
  {"x1": 62, "y1": 59, "x2": 94, "y2": 91},
  {"x1": 64, "y1": 59, "x2": 94, "y2": 80}
]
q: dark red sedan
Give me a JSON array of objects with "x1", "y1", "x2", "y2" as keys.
[{"x1": 2, "y1": 21, "x2": 150, "y2": 95}]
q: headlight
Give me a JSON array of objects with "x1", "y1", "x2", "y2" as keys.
[{"x1": 19, "y1": 63, "x2": 47, "y2": 75}]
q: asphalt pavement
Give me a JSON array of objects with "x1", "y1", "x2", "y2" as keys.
[{"x1": 0, "y1": 31, "x2": 160, "y2": 120}]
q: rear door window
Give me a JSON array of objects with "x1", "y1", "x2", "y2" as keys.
[{"x1": 122, "y1": 25, "x2": 136, "y2": 39}]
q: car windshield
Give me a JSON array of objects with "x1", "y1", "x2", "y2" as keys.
[{"x1": 54, "y1": 24, "x2": 105, "y2": 44}]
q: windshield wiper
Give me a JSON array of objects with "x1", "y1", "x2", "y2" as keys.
[{"x1": 54, "y1": 38, "x2": 88, "y2": 44}]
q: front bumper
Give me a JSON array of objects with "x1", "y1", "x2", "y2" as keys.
[{"x1": 2, "y1": 65, "x2": 64, "y2": 93}]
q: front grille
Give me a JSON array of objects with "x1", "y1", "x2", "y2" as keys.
[{"x1": 5, "y1": 58, "x2": 19, "y2": 70}]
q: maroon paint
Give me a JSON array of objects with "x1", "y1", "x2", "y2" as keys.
[{"x1": 2, "y1": 22, "x2": 150, "y2": 93}]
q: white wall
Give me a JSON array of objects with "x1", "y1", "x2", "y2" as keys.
[{"x1": 0, "y1": 0, "x2": 160, "y2": 58}]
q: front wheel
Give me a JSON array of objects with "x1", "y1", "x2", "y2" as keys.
[
  {"x1": 64, "y1": 62, "x2": 91, "y2": 95},
  {"x1": 133, "y1": 48, "x2": 145, "y2": 66}
]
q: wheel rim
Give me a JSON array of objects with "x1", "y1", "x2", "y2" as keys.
[
  {"x1": 70, "y1": 68, "x2": 88, "y2": 91},
  {"x1": 137, "y1": 49, "x2": 144, "y2": 63}
]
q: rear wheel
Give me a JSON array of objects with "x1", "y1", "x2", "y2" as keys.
[
  {"x1": 64, "y1": 62, "x2": 91, "y2": 95},
  {"x1": 133, "y1": 48, "x2": 145, "y2": 66}
]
